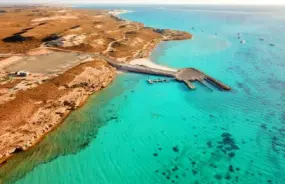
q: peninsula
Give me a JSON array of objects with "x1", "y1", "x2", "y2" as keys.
[{"x1": 0, "y1": 6, "x2": 192, "y2": 165}]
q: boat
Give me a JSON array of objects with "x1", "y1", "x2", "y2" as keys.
[{"x1": 240, "y1": 40, "x2": 246, "y2": 44}]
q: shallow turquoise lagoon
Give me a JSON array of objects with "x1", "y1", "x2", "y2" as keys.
[{"x1": 1, "y1": 5, "x2": 285, "y2": 184}]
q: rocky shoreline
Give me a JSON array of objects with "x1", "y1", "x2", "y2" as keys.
[
  {"x1": 0, "y1": 59, "x2": 116, "y2": 166},
  {"x1": 0, "y1": 6, "x2": 192, "y2": 166}
]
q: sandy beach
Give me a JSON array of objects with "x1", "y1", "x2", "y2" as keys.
[
  {"x1": 108, "y1": 9, "x2": 134, "y2": 16},
  {"x1": 130, "y1": 58, "x2": 178, "y2": 72}
]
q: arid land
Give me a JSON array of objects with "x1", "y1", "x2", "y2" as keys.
[{"x1": 0, "y1": 6, "x2": 192, "y2": 166}]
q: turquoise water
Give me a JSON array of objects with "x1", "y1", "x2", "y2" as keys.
[{"x1": 1, "y1": 5, "x2": 285, "y2": 184}]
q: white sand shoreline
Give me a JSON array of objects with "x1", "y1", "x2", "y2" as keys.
[
  {"x1": 129, "y1": 58, "x2": 177, "y2": 72},
  {"x1": 108, "y1": 9, "x2": 134, "y2": 16}
]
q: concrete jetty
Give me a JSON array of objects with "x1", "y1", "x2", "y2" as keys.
[
  {"x1": 205, "y1": 75, "x2": 231, "y2": 91},
  {"x1": 175, "y1": 68, "x2": 231, "y2": 91},
  {"x1": 101, "y1": 56, "x2": 231, "y2": 91},
  {"x1": 183, "y1": 80, "x2": 196, "y2": 89}
]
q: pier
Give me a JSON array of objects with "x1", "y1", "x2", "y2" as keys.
[
  {"x1": 183, "y1": 80, "x2": 196, "y2": 89},
  {"x1": 101, "y1": 55, "x2": 231, "y2": 91},
  {"x1": 175, "y1": 68, "x2": 231, "y2": 91}
]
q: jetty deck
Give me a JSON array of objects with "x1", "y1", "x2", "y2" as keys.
[
  {"x1": 175, "y1": 68, "x2": 231, "y2": 91},
  {"x1": 101, "y1": 56, "x2": 231, "y2": 91}
]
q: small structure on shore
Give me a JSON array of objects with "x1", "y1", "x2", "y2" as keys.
[
  {"x1": 16, "y1": 71, "x2": 29, "y2": 77},
  {"x1": 8, "y1": 70, "x2": 30, "y2": 77}
]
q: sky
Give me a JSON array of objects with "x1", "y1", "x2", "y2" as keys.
[{"x1": 1, "y1": 0, "x2": 285, "y2": 5}]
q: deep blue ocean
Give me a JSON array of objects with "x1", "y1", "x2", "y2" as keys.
[{"x1": 1, "y1": 4, "x2": 285, "y2": 184}]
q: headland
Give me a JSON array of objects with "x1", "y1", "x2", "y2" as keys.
[{"x1": 0, "y1": 6, "x2": 192, "y2": 166}]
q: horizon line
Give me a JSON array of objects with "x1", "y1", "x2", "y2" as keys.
[{"x1": 1, "y1": 2, "x2": 285, "y2": 6}]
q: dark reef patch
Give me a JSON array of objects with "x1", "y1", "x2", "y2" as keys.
[
  {"x1": 79, "y1": 141, "x2": 90, "y2": 149},
  {"x1": 267, "y1": 78, "x2": 285, "y2": 90},
  {"x1": 207, "y1": 141, "x2": 212, "y2": 148},
  {"x1": 209, "y1": 163, "x2": 217, "y2": 168},
  {"x1": 171, "y1": 166, "x2": 178, "y2": 172},
  {"x1": 225, "y1": 173, "x2": 231, "y2": 180},
  {"x1": 217, "y1": 133, "x2": 239, "y2": 157},
  {"x1": 271, "y1": 134, "x2": 285, "y2": 154},
  {"x1": 260, "y1": 123, "x2": 268, "y2": 130},
  {"x1": 228, "y1": 152, "x2": 235, "y2": 158},
  {"x1": 236, "y1": 82, "x2": 251, "y2": 95},
  {"x1": 215, "y1": 174, "x2": 222, "y2": 180},
  {"x1": 235, "y1": 176, "x2": 239, "y2": 182},
  {"x1": 192, "y1": 169, "x2": 197, "y2": 175},
  {"x1": 228, "y1": 165, "x2": 234, "y2": 172},
  {"x1": 172, "y1": 146, "x2": 179, "y2": 153}
]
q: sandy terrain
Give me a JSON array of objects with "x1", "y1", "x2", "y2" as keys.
[
  {"x1": 31, "y1": 15, "x2": 78, "y2": 22},
  {"x1": 0, "y1": 56, "x2": 23, "y2": 70},
  {"x1": 130, "y1": 58, "x2": 178, "y2": 72},
  {"x1": 0, "y1": 6, "x2": 192, "y2": 166},
  {"x1": 5, "y1": 52, "x2": 92, "y2": 74},
  {"x1": 0, "y1": 7, "x2": 191, "y2": 57},
  {"x1": 27, "y1": 47, "x2": 52, "y2": 56}
]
